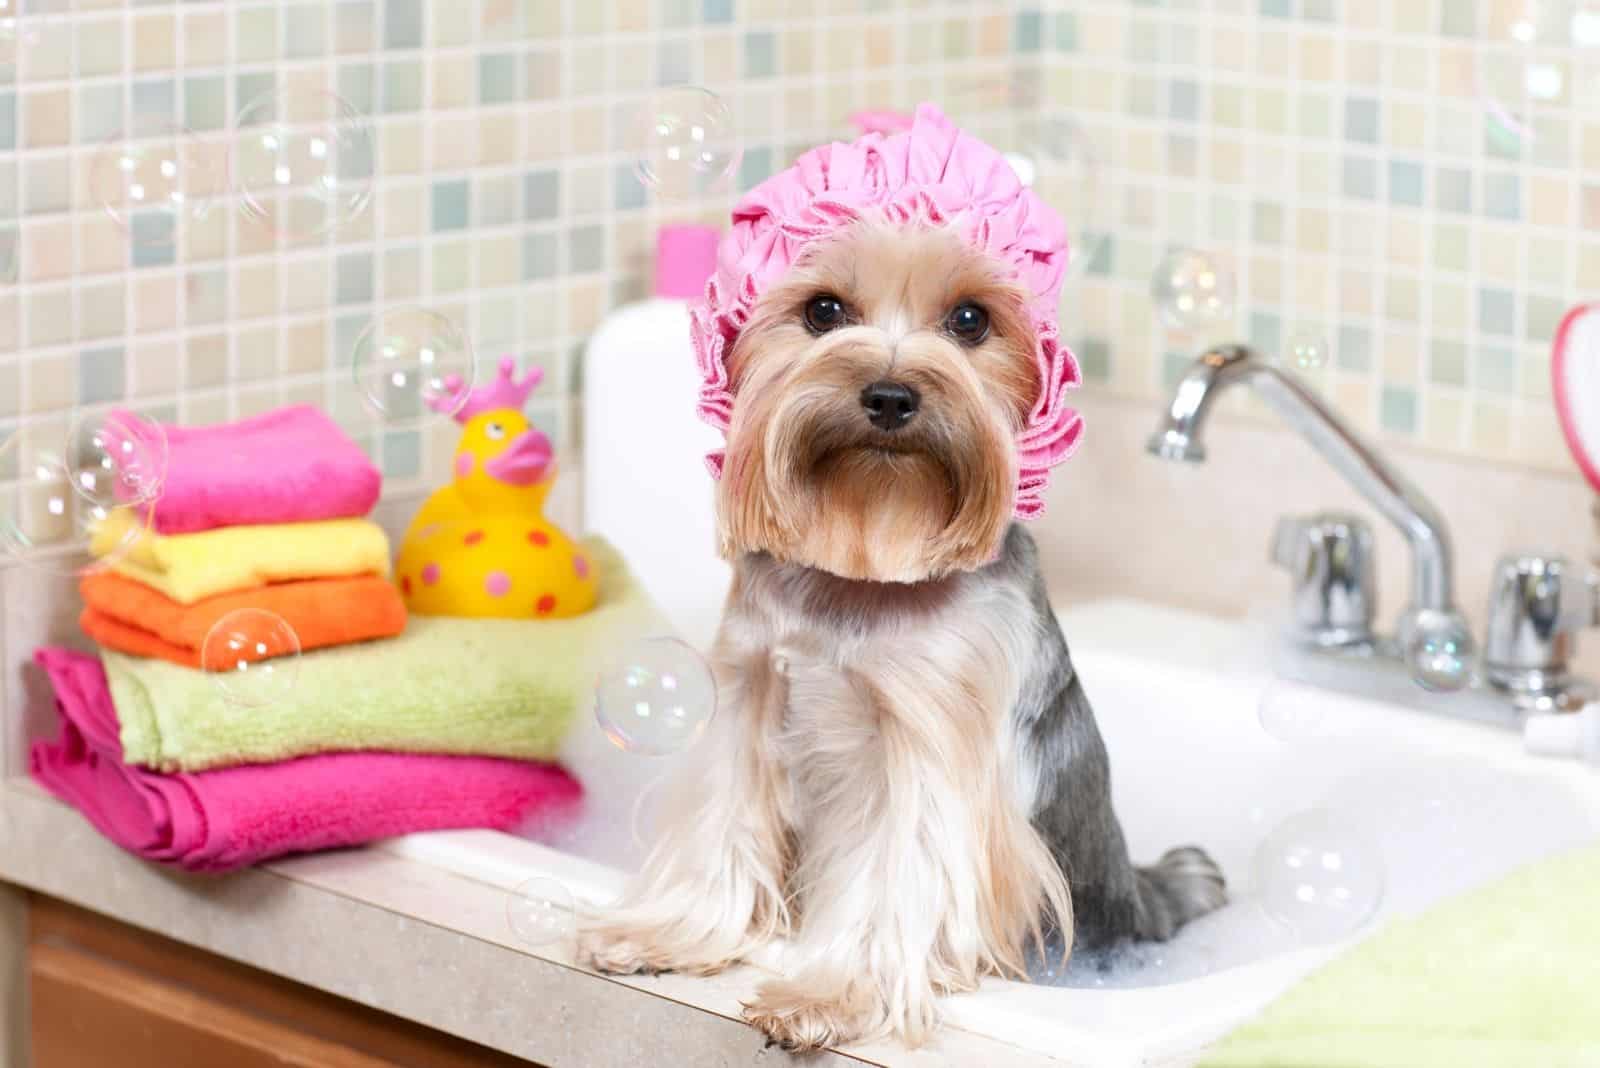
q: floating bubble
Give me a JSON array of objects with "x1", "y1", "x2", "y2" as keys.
[
  {"x1": 232, "y1": 86, "x2": 375, "y2": 240},
  {"x1": 0, "y1": 421, "x2": 155, "y2": 576},
  {"x1": 200, "y1": 609, "x2": 302, "y2": 708},
  {"x1": 595, "y1": 637, "x2": 717, "y2": 756},
  {"x1": 65, "y1": 410, "x2": 168, "y2": 508},
  {"x1": 506, "y1": 876, "x2": 576, "y2": 948},
  {"x1": 1257, "y1": 680, "x2": 1329, "y2": 743},
  {"x1": 351, "y1": 307, "x2": 477, "y2": 420},
  {"x1": 631, "y1": 86, "x2": 742, "y2": 201},
  {"x1": 1282, "y1": 329, "x2": 1330, "y2": 371},
  {"x1": 1406, "y1": 620, "x2": 1474, "y2": 693},
  {"x1": 1254, "y1": 809, "x2": 1384, "y2": 944},
  {"x1": 89, "y1": 118, "x2": 221, "y2": 244},
  {"x1": 1150, "y1": 249, "x2": 1235, "y2": 331}
]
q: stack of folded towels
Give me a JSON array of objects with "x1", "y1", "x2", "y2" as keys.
[{"x1": 30, "y1": 405, "x2": 655, "y2": 873}]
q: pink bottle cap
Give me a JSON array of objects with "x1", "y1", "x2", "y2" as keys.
[{"x1": 654, "y1": 224, "x2": 720, "y2": 300}]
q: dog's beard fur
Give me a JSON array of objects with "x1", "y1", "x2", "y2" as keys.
[{"x1": 717, "y1": 220, "x2": 1039, "y2": 582}]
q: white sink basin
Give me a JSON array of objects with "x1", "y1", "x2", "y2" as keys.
[{"x1": 391, "y1": 598, "x2": 1600, "y2": 1066}]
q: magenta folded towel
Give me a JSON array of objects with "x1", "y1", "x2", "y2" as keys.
[
  {"x1": 28, "y1": 648, "x2": 582, "y2": 873},
  {"x1": 113, "y1": 405, "x2": 382, "y2": 535}
]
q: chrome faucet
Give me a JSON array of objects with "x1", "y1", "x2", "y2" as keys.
[
  {"x1": 1148, "y1": 344, "x2": 1472, "y2": 669},
  {"x1": 1149, "y1": 343, "x2": 1600, "y2": 722}
]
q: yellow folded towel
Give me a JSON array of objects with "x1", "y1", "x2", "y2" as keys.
[{"x1": 92, "y1": 511, "x2": 391, "y2": 604}]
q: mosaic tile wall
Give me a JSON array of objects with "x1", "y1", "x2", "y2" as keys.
[
  {"x1": 0, "y1": 0, "x2": 1055, "y2": 516},
  {"x1": 1051, "y1": 0, "x2": 1599, "y2": 474},
  {"x1": 1, "y1": 0, "x2": 1593, "y2": 531}
]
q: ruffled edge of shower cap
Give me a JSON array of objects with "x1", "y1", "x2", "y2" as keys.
[{"x1": 688, "y1": 102, "x2": 1083, "y2": 520}]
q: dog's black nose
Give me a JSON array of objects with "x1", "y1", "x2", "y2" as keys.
[{"x1": 860, "y1": 380, "x2": 920, "y2": 431}]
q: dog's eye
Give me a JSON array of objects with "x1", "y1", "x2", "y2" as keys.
[
  {"x1": 945, "y1": 302, "x2": 990, "y2": 345},
  {"x1": 803, "y1": 294, "x2": 849, "y2": 334}
]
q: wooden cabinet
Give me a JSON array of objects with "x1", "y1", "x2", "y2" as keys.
[{"x1": 26, "y1": 895, "x2": 538, "y2": 1068}]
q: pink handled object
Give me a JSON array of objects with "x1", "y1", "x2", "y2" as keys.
[
  {"x1": 1553, "y1": 303, "x2": 1600, "y2": 494},
  {"x1": 430, "y1": 355, "x2": 545, "y2": 424}
]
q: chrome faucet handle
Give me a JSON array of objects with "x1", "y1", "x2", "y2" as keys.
[
  {"x1": 1484, "y1": 553, "x2": 1600, "y2": 713},
  {"x1": 1270, "y1": 512, "x2": 1377, "y2": 649}
]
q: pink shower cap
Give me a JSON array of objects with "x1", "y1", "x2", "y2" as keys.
[{"x1": 689, "y1": 102, "x2": 1084, "y2": 520}]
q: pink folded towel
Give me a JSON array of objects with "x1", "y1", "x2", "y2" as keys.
[
  {"x1": 112, "y1": 405, "x2": 382, "y2": 535},
  {"x1": 28, "y1": 648, "x2": 582, "y2": 873}
]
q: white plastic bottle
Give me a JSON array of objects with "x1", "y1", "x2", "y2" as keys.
[
  {"x1": 1524, "y1": 704, "x2": 1600, "y2": 766},
  {"x1": 582, "y1": 225, "x2": 730, "y2": 648}
]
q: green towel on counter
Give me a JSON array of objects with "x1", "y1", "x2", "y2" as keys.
[
  {"x1": 1201, "y1": 843, "x2": 1600, "y2": 1068},
  {"x1": 106, "y1": 540, "x2": 667, "y2": 773}
]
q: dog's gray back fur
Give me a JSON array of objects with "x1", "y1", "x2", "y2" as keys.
[{"x1": 739, "y1": 522, "x2": 1226, "y2": 949}]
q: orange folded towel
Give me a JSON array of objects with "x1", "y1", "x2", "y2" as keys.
[{"x1": 79, "y1": 572, "x2": 407, "y2": 670}]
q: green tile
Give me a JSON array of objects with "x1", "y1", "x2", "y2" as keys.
[
  {"x1": 479, "y1": 53, "x2": 518, "y2": 105},
  {"x1": 383, "y1": 61, "x2": 423, "y2": 112},
  {"x1": 385, "y1": 0, "x2": 423, "y2": 48},
  {"x1": 1388, "y1": 159, "x2": 1423, "y2": 206},
  {"x1": 1054, "y1": 10, "x2": 1077, "y2": 50},
  {"x1": 1252, "y1": 201, "x2": 1284, "y2": 244},
  {"x1": 1478, "y1": 288, "x2": 1514, "y2": 335},
  {"x1": 1336, "y1": 326, "x2": 1371, "y2": 371},
  {"x1": 1433, "y1": 223, "x2": 1470, "y2": 271},
  {"x1": 1075, "y1": 337, "x2": 1110, "y2": 382},
  {"x1": 183, "y1": 76, "x2": 226, "y2": 132},
  {"x1": 431, "y1": 179, "x2": 469, "y2": 231},
  {"x1": 337, "y1": 252, "x2": 373, "y2": 304},
  {"x1": 1428, "y1": 339, "x2": 1468, "y2": 387},
  {"x1": 382, "y1": 429, "x2": 421, "y2": 479},
  {"x1": 1436, "y1": 167, "x2": 1472, "y2": 213},
  {"x1": 1525, "y1": 294, "x2": 1565, "y2": 342},
  {"x1": 1440, "y1": 0, "x2": 1477, "y2": 35},
  {"x1": 743, "y1": 30, "x2": 775, "y2": 77},
  {"x1": 78, "y1": 84, "x2": 123, "y2": 142},
  {"x1": 78, "y1": 346, "x2": 125, "y2": 404},
  {"x1": 285, "y1": 4, "x2": 327, "y2": 57},
  {"x1": 1380, "y1": 386, "x2": 1417, "y2": 433},
  {"x1": 1014, "y1": 10, "x2": 1042, "y2": 52},
  {"x1": 522, "y1": 231, "x2": 559, "y2": 279},
  {"x1": 1483, "y1": 172, "x2": 1520, "y2": 220},
  {"x1": 568, "y1": 223, "x2": 605, "y2": 272},
  {"x1": 1475, "y1": 346, "x2": 1515, "y2": 393},
  {"x1": 1344, "y1": 97, "x2": 1379, "y2": 143}
]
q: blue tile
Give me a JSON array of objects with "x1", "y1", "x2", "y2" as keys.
[
  {"x1": 614, "y1": 164, "x2": 647, "y2": 211},
  {"x1": 702, "y1": 0, "x2": 734, "y2": 22},
  {"x1": 1478, "y1": 287, "x2": 1514, "y2": 335},
  {"x1": 479, "y1": 53, "x2": 517, "y2": 105},
  {"x1": 1436, "y1": 167, "x2": 1472, "y2": 213},
  {"x1": 1085, "y1": 234, "x2": 1113, "y2": 275},
  {"x1": 0, "y1": 93, "x2": 13, "y2": 152},
  {"x1": 1342, "y1": 156, "x2": 1378, "y2": 200},
  {"x1": 522, "y1": 231, "x2": 559, "y2": 280},
  {"x1": 1169, "y1": 79, "x2": 1199, "y2": 121},
  {"x1": 431, "y1": 179, "x2": 470, "y2": 231},
  {"x1": 383, "y1": 430, "x2": 422, "y2": 479},
  {"x1": 383, "y1": 61, "x2": 423, "y2": 112},
  {"x1": 384, "y1": 0, "x2": 423, "y2": 48},
  {"x1": 1250, "y1": 310, "x2": 1282, "y2": 354},
  {"x1": 744, "y1": 30, "x2": 776, "y2": 78},
  {"x1": 1014, "y1": 9, "x2": 1043, "y2": 52},
  {"x1": 234, "y1": 74, "x2": 277, "y2": 121},
  {"x1": 285, "y1": 3, "x2": 327, "y2": 56},
  {"x1": 1483, "y1": 172, "x2": 1520, "y2": 220},
  {"x1": 662, "y1": 0, "x2": 697, "y2": 27},
  {"x1": 131, "y1": 79, "x2": 175, "y2": 119},
  {"x1": 78, "y1": 347, "x2": 125, "y2": 404},
  {"x1": 1475, "y1": 346, "x2": 1515, "y2": 393},
  {"x1": 524, "y1": 169, "x2": 559, "y2": 219},
  {"x1": 569, "y1": 224, "x2": 605, "y2": 272},
  {"x1": 335, "y1": 313, "x2": 367, "y2": 368},
  {"x1": 1076, "y1": 336, "x2": 1111, "y2": 381},
  {"x1": 1162, "y1": 351, "x2": 1193, "y2": 390},
  {"x1": 183, "y1": 76, "x2": 225, "y2": 132},
  {"x1": 78, "y1": 85, "x2": 124, "y2": 142},
  {"x1": 1259, "y1": 0, "x2": 1292, "y2": 15},
  {"x1": 336, "y1": 252, "x2": 374, "y2": 304},
  {"x1": 1380, "y1": 387, "x2": 1418, "y2": 433},
  {"x1": 1054, "y1": 10, "x2": 1077, "y2": 50},
  {"x1": 1388, "y1": 159, "x2": 1424, "y2": 206},
  {"x1": 130, "y1": 215, "x2": 175, "y2": 267},
  {"x1": 1336, "y1": 325, "x2": 1371, "y2": 371},
  {"x1": 1344, "y1": 97, "x2": 1379, "y2": 143},
  {"x1": 736, "y1": 145, "x2": 772, "y2": 192},
  {"x1": 658, "y1": 39, "x2": 693, "y2": 86}
]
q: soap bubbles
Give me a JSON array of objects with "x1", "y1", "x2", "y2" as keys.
[
  {"x1": 1257, "y1": 680, "x2": 1329, "y2": 743},
  {"x1": 1254, "y1": 809, "x2": 1385, "y2": 943},
  {"x1": 351, "y1": 307, "x2": 477, "y2": 420},
  {"x1": 1281, "y1": 329, "x2": 1330, "y2": 372},
  {"x1": 595, "y1": 637, "x2": 717, "y2": 756},
  {"x1": 1406, "y1": 616, "x2": 1475, "y2": 693},
  {"x1": 65, "y1": 410, "x2": 168, "y2": 509},
  {"x1": 0, "y1": 420, "x2": 157, "y2": 576},
  {"x1": 232, "y1": 87, "x2": 375, "y2": 240},
  {"x1": 506, "y1": 876, "x2": 576, "y2": 948},
  {"x1": 89, "y1": 118, "x2": 222, "y2": 245},
  {"x1": 201, "y1": 609, "x2": 302, "y2": 708},
  {"x1": 631, "y1": 86, "x2": 742, "y2": 200},
  {"x1": 1151, "y1": 249, "x2": 1236, "y2": 330}
]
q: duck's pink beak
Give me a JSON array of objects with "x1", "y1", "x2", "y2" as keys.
[{"x1": 485, "y1": 429, "x2": 553, "y2": 486}]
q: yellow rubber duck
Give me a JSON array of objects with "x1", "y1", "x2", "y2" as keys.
[{"x1": 395, "y1": 357, "x2": 598, "y2": 619}]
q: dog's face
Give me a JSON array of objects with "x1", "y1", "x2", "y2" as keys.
[{"x1": 717, "y1": 220, "x2": 1039, "y2": 583}]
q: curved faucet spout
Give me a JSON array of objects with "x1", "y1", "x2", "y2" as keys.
[{"x1": 1146, "y1": 344, "x2": 1455, "y2": 616}]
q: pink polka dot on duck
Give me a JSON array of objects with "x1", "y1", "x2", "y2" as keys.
[
  {"x1": 485, "y1": 571, "x2": 511, "y2": 597},
  {"x1": 573, "y1": 554, "x2": 590, "y2": 579},
  {"x1": 421, "y1": 563, "x2": 441, "y2": 586},
  {"x1": 455, "y1": 452, "x2": 475, "y2": 478}
]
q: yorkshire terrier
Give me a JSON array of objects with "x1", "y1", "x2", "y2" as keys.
[{"x1": 580, "y1": 105, "x2": 1225, "y2": 1051}]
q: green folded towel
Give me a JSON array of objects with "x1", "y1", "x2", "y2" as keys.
[
  {"x1": 105, "y1": 539, "x2": 668, "y2": 773},
  {"x1": 1201, "y1": 843, "x2": 1600, "y2": 1068}
]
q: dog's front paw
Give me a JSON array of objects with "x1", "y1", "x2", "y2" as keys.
[
  {"x1": 741, "y1": 980, "x2": 874, "y2": 1052},
  {"x1": 577, "y1": 913, "x2": 745, "y2": 978},
  {"x1": 576, "y1": 924, "x2": 659, "y2": 976}
]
